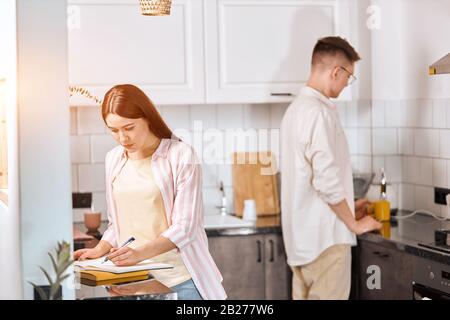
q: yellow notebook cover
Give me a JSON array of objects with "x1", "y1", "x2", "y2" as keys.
[
  {"x1": 78, "y1": 269, "x2": 150, "y2": 286},
  {"x1": 79, "y1": 271, "x2": 150, "y2": 286}
]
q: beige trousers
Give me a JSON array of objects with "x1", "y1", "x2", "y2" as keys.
[{"x1": 291, "y1": 244, "x2": 351, "y2": 300}]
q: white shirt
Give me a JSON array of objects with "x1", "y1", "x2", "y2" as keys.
[{"x1": 280, "y1": 86, "x2": 356, "y2": 266}]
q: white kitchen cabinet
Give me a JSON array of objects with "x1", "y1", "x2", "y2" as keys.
[
  {"x1": 204, "y1": 0, "x2": 351, "y2": 104},
  {"x1": 68, "y1": 0, "x2": 353, "y2": 106},
  {"x1": 68, "y1": 0, "x2": 205, "y2": 105}
]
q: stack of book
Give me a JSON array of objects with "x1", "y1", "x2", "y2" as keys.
[{"x1": 74, "y1": 257, "x2": 173, "y2": 286}]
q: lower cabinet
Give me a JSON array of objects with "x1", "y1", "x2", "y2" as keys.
[
  {"x1": 208, "y1": 233, "x2": 291, "y2": 300},
  {"x1": 357, "y1": 240, "x2": 413, "y2": 300}
]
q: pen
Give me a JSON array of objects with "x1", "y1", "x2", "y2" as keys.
[{"x1": 102, "y1": 236, "x2": 135, "y2": 264}]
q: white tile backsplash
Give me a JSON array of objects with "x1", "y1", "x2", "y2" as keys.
[
  {"x1": 92, "y1": 192, "x2": 107, "y2": 221},
  {"x1": 433, "y1": 99, "x2": 447, "y2": 129},
  {"x1": 385, "y1": 100, "x2": 403, "y2": 128},
  {"x1": 202, "y1": 187, "x2": 222, "y2": 215},
  {"x1": 270, "y1": 103, "x2": 289, "y2": 129},
  {"x1": 202, "y1": 163, "x2": 218, "y2": 188},
  {"x1": 71, "y1": 135, "x2": 90, "y2": 163},
  {"x1": 400, "y1": 183, "x2": 415, "y2": 211},
  {"x1": 244, "y1": 104, "x2": 270, "y2": 129},
  {"x1": 406, "y1": 99, "x2": 433, "y2": 128},
  {"x1": 414, "y1": 129, "x2": 439, "y2": 157},
  {"x1": 439, "y1": 129, "x2": 450, "y2": 159},
  {"x1": 77, "y1": 106, "x2": 106, "y2": 134},
  {"x1": 217, "y1": 104, "x2": 244, "y2": 129},
  {"x1": 373, "y1": 128, "x2": 398, "y2": 155},
  {"x1": 385, "y1": 156, "x2": 402, "y2": 183},
  {"x1": 418, "y1": 157, "x2": 433, "y2": 186},
  {"x1": 72, "y1": 165, "x2": 78, "y2": 192},
  {"x1": 398, "y1": 128, "x2": 414, "y2": 155},
  {"x1": 162, "y1": 105, "x2": 190, "y2": 130},
  {"x1": 70, "y1": 107, "x2": 77, "y2": 134},
  {"x1": 357, "y1": 128, "x2": 371, "y2": 155},
  {"x1": 371, "y1": 100, "x2": 385, "y2": 127},
  {"x1": 432, "y1": 158, "x2": 447, "y2": 188},
  {"x1": 70, "y1": 98, "x2": 450, "y2": 217},
  {"x1": 357, "y1": 100, "x2": 372, "y2": 128},
  {"x1": 91, "y1": 134, "x2": 118, "y2": 163},
  {"x1": 78, "y1": 164, "x2": 106, "y2": 192},
  {"x1": 190, "y1": 105, "x2": 217, "y2": 130},
  {"x1": 414, "y1": 185, "x2": 442, "y2": 215}
]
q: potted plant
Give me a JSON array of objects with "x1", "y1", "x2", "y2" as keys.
[{"x1": 29, "y1": 240, "x2": 74, "y2": 300}]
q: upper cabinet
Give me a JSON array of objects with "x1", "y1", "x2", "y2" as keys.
[
  {"x1": 204, "y1": 0, "x2": 343, "y2": 104},
  {"x1": 68, "y1": 0, "x2": 205, "y2": 105},
  {"x1": 68, "y1": 0, "x2": 351, "y2": 105}
]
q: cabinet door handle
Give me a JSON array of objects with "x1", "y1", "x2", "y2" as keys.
[
  {"x1": 373, "y1": 251, "x2": 380, "y2": 255},
  {"x1": 269, "y1": 239, "x2": 274, "y2": 262},
  {"x1": 270, "y1": 93, "x2": 293, "y2": 96},
  {"x1": 380, "y1": 253, "x2": 390, "y2": 258},
  {"x1": 257, "y1": 240, "x2": 262, "y2": 263}
]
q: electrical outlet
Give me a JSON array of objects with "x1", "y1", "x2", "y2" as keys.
[
  {"x1": 434, "y1": 187, "x2": 450, "y2": 205},
  {"x1": 72, "y1": 192, "x2": 92, "y2": 209}
]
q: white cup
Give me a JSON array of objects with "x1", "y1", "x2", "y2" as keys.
[{"x1": 243, "y1": 199, "x2": 257, "y2": 221}]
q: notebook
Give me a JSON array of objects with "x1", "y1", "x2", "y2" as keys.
[
  {"x1": 78, "y1": 270, "x2": 151, "y2": 286},
  {"x1": 74, "y1": 257, "x2": 173, "y2": 274}
]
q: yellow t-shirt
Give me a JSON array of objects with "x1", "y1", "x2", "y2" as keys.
[{"x1": 112, "y1": 156, "x2": 191, "y2": 288}]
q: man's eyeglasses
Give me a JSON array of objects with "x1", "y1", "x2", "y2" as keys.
[{"x1": 339, "y1": 66, "x2": 357, "y2": 85}]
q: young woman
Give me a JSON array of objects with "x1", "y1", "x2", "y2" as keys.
[{"x1": 73, "y1": 84, "x2": 227, "y2": 300}]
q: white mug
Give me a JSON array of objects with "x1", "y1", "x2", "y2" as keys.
[{"x1": 243, "y1": 199, "x2": 257, "y2": 221}]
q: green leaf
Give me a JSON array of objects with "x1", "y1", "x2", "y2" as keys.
[
  {"x1": 39, "y1": 266, "x2": 53, "y2": 286},
  {"x1": 48, "y1": 252, "x2": 58, "y2": 275},
  {"x1": 57, "y1": 260, "x2": 74, "y2": 277},
  {"x1": 29, "y1": 281, "x2": 48, "y2": 300}
]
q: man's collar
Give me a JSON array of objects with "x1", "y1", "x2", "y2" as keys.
[{"x1": 300, "y1": 86, "x2": 335, "y2": 109}]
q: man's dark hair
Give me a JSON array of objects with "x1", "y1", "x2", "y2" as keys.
[{"x1": 312, "y1": 36, "x2": 361, "y2": 65}]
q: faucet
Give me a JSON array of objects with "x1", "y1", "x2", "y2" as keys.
[{"x1": 216, "y1": 181, "x2": 227, "y2": 216}]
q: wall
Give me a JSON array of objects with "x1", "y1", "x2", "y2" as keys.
[
  {"x1": 0, "y1": 0, "x2": 22, "y2": 300},
  {"x1": 16, "y1": 0, "x2": 73, "y2": 299},
  {"x1": 70, "y1": 100, "x2": 372, "y2": 221},
  {"x1": 370, "y1": 0, "x2": 450, "y2": 218}
]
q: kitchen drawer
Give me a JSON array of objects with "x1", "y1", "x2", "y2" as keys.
[{"x1": 358, "y1": 241, "x2": 413, "y2": 300}]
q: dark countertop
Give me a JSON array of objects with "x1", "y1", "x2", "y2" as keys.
[
  {"x1": 205, "y1": 211, "x2": 450, "y2": 266},
  {"x1": 74, "y1": 211, "x2": 450, "y2": 265},
  {"x1": 205, "y1": 215, "x2": 282, "y2": 237}
]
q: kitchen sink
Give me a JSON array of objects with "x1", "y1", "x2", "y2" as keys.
[{"x1": 203, "y1": 214, "x2": 255, "y2": 230}]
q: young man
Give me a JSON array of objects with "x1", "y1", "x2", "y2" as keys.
[{"x1": 280, "y1": 36, "x2": 382, "y2": 300}]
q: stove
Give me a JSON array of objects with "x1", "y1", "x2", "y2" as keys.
[
  {"x1": 413, "y1": 229, "x2": 450, "y2": 299},
  {"x1": 418, "y1": 229, "x2": 450, "y2": 254}
]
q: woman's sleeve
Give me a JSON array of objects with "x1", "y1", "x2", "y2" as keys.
[
  {"x1": 161, "y1": 147, "x2": 202, "y2": 249},
  {"x1": 100, "y1": 151, "x2": 118, "y2": 247}
]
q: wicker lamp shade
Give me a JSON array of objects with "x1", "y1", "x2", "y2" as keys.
[{"x1": 139, "y1": 0, "x2": 172, "y2": 16}]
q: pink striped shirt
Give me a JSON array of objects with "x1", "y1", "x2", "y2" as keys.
[{"x1": 101, "y1": 138, "x2": 227, "y2": 300}]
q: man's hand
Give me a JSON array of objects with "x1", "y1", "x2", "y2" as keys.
[
  {"x1": 353, "y1": 215, "x2": 383, "y2": 235},
  {"x1": 355, "y1": 198, "x2": 371, "y2": 220}
]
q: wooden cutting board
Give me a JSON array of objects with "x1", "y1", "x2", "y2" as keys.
[{"x1": 232, "y1": 152, "x2": 280, "y2": 217}]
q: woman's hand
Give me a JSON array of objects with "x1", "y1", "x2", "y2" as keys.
[
  {"x1": 107, "y1": 246, "x2": 146, "y2": 266},
  {"x1": 73, "y1": 240, "x2": 112, "y2": 261},
  {"x1": 73, "y1": 247, "x2": 104, "y2": 261}
]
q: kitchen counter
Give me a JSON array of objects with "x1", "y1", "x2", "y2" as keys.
[
  {"x1": 205, "y1": 215, "x2": 282, "y2": 237},
  {"x1": 357, "y1": 210, "x2": 450, "y2": 265},
  {"x1": 74, "y1": 211, "x2": 450, "y2": 264}
]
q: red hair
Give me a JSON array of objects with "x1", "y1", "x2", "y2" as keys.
[{"x1": 101, "y1": 84, "x2": 173, "y2": 139}]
